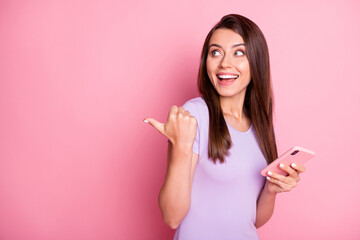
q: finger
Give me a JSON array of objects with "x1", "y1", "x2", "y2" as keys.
[
  {"x1": 144, "y1": 118, "x2": 166, "y2": 136},
  {"x1": 266, "y1": 176, "x2": 294, "y2": 192},
  {"x1": 190, "y1": 115, "x2": 197, "y2": 124},
  {"x1": 177, "y1": 107, "x2": 188, "y2": 119},
  {"x1": 290, "y1": 163, "x2": 306, "y2": 173},
  {"x1": 279, "y1": 163, "x2": 299, "y2": 178},
  {"x1": 178, "y1": 107, "x2": 185, "y2": 112},
  {"x1": 170, "y1": 105, "x2": 179, "y2": 114},
  {"x1": 168, "y1": 105, "x2": 179, "y2": 120},
  {"x1": 267, "y1": 170, "x2": 298, "y2": 185},
  {"x1": 177, "y1": 107, "x2": 188, "y2": 117},
  {"x1": 267, "y1": 170, "x2": 289, "y2": 183}
]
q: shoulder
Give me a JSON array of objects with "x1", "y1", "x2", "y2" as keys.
[
  {"x1": 182, "y1": 97, "x2": 208, "y2": 127},
  {"x1": 182, "y1": 97, "x2": 207, "y2": 114}
]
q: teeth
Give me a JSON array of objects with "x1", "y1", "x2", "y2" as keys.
[{"x1": 218, "y1": 74, "x2": 239, "y2": 79}]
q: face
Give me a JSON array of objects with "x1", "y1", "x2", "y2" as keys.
[{"x1": 206, "y1": 28, "x2": 251, "y2": 98}]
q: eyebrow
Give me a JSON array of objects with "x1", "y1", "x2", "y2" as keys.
[{"x1": 209, "y1": 43, "x2": 245, "y2": 49}]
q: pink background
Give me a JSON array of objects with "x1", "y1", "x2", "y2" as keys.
[{"x1": 0, "y1": 0, "x2": 359, "y2": 239}]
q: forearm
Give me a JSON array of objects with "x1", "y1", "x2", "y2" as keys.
[
  {"x1": 255, "y1": 183, "x2": 277, "y2": 228},
  {"x1": 158, "y1": 144, "x2": 193, "y2": 228}
]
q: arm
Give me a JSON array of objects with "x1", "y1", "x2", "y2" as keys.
[
  {"x1": 158, "y1": 143, "x2": 198, "y2": 229},
  {"x1": 144, "y1": 105, "x2": 198, "y2": 229},
  {"x1": 255, "y1": 182, "x2": 277, "y2": 228},
  {"x1": 255, "y1": 162, "x2": 306, "y2": 228}
]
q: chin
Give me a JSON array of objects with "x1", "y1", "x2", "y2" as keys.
[{"x1": 216, "y1": 89, "x2": 240, "y2": 97}]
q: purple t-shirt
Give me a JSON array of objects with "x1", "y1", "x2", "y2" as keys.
[{"x1": 173, "y1": 97, "x2": 268, "y2": 240}]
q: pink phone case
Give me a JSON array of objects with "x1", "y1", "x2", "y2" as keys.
[{"x1": 260, "y1": 146, "x2": 315, "y2": 176}]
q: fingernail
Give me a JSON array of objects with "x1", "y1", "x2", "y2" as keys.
[
  {"x1": 279, "y1": 163, "x2": 284, "y2": 168},
  {"x1": 266, "y1": 176, "x2": 271, "y2": 180},
  {"x1": 267, "y1": 171, "x2": 272, "y2": 176},
  {"x1": 291, "y1": 163, "x2": 296, "y2": 168},
  {"x1": 144, "y1": 120, "x2": 149, "y2": 123}
]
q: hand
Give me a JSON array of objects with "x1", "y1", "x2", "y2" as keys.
[
  {"x1": 144, "y1": 105, "x2": 197, "y2": 149},
  {"x1": 264, "y1": 163, "x2": 306, "y2": 194}
]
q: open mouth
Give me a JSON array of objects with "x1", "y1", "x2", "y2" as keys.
[{"x1": 216, "y1": 74, "x2": 239, "y2": 81}]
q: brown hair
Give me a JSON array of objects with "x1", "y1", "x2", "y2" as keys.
[{"x1": 198, "y1": 14, "x2": 278, "y2": 164}]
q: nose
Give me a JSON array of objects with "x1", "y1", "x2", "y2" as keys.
[{"x1": 219, "y1": 53, "x2": 232, "y2": 69}]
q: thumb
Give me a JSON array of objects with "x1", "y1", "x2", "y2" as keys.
[{"x1": 144, "y1": 118, "x2": 166, "y2": 136}]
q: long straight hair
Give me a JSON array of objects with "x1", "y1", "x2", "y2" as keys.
[{"x1": 198, "y1": 14, "x2": 278, "y2": 164}]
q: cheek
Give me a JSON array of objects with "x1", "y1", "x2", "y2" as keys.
[
  {"x1": 206, "y1": 59, "x2": 211, "y2": 72},
  {"x1": 235, "y1": 61, "x2": 251, "y2": 76},
  {"x1": 206, "y1": 58, "x2": 219, "y2": 72},
  {"x1": 206, "y1": 60, "x2": 215, "y2": 78}
]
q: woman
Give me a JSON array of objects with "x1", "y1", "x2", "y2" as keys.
[{"x1": 144, "y1": 14, "x2": 305, "y2": 240}]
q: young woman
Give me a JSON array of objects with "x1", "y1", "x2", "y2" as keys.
[{"x1": 144, "y1": 14, "x2": 305, "y2": 240}]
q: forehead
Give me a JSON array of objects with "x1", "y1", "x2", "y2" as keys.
[{"x1": 209, "y1": 28, "x2": 245, "y2": 45}]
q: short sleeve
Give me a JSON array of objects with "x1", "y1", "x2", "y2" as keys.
[{"x1": 182, "y1": 101, "x2": 200, "y2": 155}]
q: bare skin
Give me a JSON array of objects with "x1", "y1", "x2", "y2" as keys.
[{"x1": 144, "y1": 106, "x2": 198, "y2": 229}]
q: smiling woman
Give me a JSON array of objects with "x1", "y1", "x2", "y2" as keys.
[
  {"x1": 144, "y1": 14, "x2": 306, "y2": 240},
  {"x1": 198, "y1": 16, "x2": 276, "y2": 165},
  {"x1": 206, "y1": 29, "x2": 251, "y2": 107}
]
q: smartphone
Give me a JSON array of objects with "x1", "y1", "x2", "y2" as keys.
[{"x1": 260, "y1": 146, "x2": 315, "y2": 177}]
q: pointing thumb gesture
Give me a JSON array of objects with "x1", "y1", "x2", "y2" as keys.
[
  {"x1": 144, "y1": 118, "x2": 166, "y2": 136},
  {"x1": 144, "y1": 105, "x2": 197, "y2": 148}
]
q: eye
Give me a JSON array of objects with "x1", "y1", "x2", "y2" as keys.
[
  {"x1": 235, "y1": 50, "x2": 244, "y2": 56},
  {"x1": 211, "y1": 50, "x2": 221, "y2": 56}
]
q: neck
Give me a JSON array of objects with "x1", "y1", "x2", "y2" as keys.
[{"x1": 219, "y1": 90, "x2": 247, "y2": 121}]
